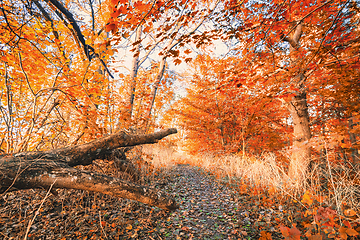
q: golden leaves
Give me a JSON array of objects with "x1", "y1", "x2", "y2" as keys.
[{"x1": 301, "y1": 190, "x2": 313, "y2": 206}]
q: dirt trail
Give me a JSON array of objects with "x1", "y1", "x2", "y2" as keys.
[
  {"x1": 156, "y1": 164, "x2": 266, "y2": 239},
  {"x1": 161, "y1": 164, "x2": 243, "y2": 239}
]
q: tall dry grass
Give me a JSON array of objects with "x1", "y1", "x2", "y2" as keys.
[
  {"x1": 196, "y1": 152, "x2": 360, "y2": 211},
  {"x1": 141, "y1": 144, "x2": 178, "y2": 169}
]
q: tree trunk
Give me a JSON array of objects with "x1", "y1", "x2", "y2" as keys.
[
  {"x1": 142, "y1": 57, "x2": 167, "y2": 132},
  {"x1": 122, "y1": 26, "x2": 142, "y2": 129},
  {"x1": 282, "y1": 22, "x2": 312, "y2": 181},
  {"x1": 286, "y1": 86, "x2": 312, "y2": 180},
  {"x1": 349, "y1": 116, "x2": 359, "y2": 166},
  {"x1": 0, "y1": 128, "x2": 178, "y2": 211}
]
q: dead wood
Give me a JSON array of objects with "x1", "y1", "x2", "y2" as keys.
[{"x1": 0, "y1": 128, "x2": 178, "y2": 211}]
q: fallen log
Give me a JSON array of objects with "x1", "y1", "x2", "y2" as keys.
[{"x1": 0, "y1": 128, "x2": 178, "y2": 211}]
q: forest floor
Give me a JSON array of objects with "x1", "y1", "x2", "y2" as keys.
[{"x1": 1, "y1": 163, "x2": 309, "y2": 239}]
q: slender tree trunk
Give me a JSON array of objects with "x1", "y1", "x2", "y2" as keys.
[
  {"x1": 122, "y1": 26, "x2": 142, "y2": 130},
  {"x1": 142, "y1": 57, "x2": 166, "y2": 132},
  {"x1": 348, "y1": 116, "x2": 359, "y2": 166}
]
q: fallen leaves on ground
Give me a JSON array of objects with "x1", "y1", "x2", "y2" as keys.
[{"x1": 1, "y1": 164, "x2": 347, "y2": 239}]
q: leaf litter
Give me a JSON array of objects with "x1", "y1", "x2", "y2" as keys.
[{"x1": 1, "y1": 164, "x2": 299, "y2": 239}]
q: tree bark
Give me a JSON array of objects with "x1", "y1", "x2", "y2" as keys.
[
  {"x1": 286, "y1": 86, "x2": 312, "y2": 180},
  {"x1": 283, "y1": 22, "x2": 312, "y2": 181},
  {"x1": 143, "y1": 57, "x2": 167, "y2": 132},
  {"x1": 124, "y1": 26, "x2": 142, "y2": 126},
  {"x1": 0, "y1": 128, "x2": 178, "y2": 211}
]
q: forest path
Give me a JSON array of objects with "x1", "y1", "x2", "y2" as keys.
[
  {"x1": 162, "y1": 164, "x2": 241, "y2": 239},
  {"x1": 152, "y1": 164, "x2": 274, "y2": 239}
]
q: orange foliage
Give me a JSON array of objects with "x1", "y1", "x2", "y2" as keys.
[
  {"x1": 0, "y1": 0, "x2": 117, "y2": 152},
  {"x1": 0, "y1": 0, "x2": 180, "y2": 152},
  {"x1": 161, "y1": 0, "x2": 360, "y2": 167},
  {"x1": 1, "y1": 0, "x2": 359, "y2": 166},
  {"x1": 165, "y1": 55, "x2": 290, "y2": 155},
  {"x1": 224, "y1": 0, "x2": 360, "y2": 164}
]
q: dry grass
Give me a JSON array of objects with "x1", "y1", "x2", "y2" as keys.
[
  {"x1": 171, "y1": 152, "x2": 287, "y2": 190},
  {"x1": 307, "y1": 159, "x2": 360, "y2": 212},
  {"x1": 141, "y1": 144, "x2": 177, "y2": 169}
]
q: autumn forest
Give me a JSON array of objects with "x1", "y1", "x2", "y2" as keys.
[{"x1": 1, "y1": 0, "x2": 360, "y2": 239}]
